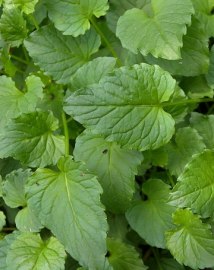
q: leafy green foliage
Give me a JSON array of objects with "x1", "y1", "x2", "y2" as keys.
[{"x1": 0, "y1": 1, "x2": 214, "y2": 269}]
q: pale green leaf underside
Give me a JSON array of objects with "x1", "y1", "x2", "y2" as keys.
[
  {"x1": 71, "y1": 57, "x2": 116, "y2": 91},
  {"x1": 0, "y1": 75, "x2": 43, "y2": 128},
  {"x1": 116, "y1": 0, "x2": 194, "y2": 60},
  {"x1": 64, "y1": 64, "x2": 176, "y2": 151},
  {"x1": 3, "y1": 169, "x2": 32, "y2": 208},
  {"x1": 46, "y1": 0, "x2": 109, "y2": 36},
  {"x1": 74, "y1": 132, "x2": 143, "y2": 213},
  {"x1": 190, "y1": 112, "x2": 214, "y2": 149},
  {"x1": 166, "y1": 127, "x2": 206, "y2": 176},
  {"x1": 6, "y1": 233, "x2": 66, "y2": 270},
  {"x1": 146, "y1": 18, "x2": 210, "y2": 77},
  {"x1": 24, "y1": 25, "x2": 101, "y2": 84},
  {"x1": 0, "y1": 111, "x2": 65, "y2": 168},
  {"x1": 0, "y1": 7, "x2": 28, "y2": 47},
  {"x1": 26, "y1": 156, "x2": 109, "y2": 270},
  {"x1": 170, "y1": 150, "x2": 214, "y2": 218},
  {"x1": 107, "y1": 238, "x2": 147, "y2": 270},
  {"x1": 126, "y1": 179, "x2": 176, "y2": 248},
  {"x1": 4, "y1": 0, "x2": 39, "y2": 14},
  {"x1": 166, "y1": 209, "x2": 214, "y2": 269}
]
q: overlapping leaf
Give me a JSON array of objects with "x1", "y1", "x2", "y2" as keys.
[
  {"x1": 26, "y1": 156, "x2": 110, "y2": 269},
  {"x1": 46, "y1": 0, "x2": 109, "y2": 36},
  {"x1": 166, "y1": 209, "x2": 214, "y2": 269},
  {"x1": 116, "y1": 0, "x2": 194, "y2": 60},
  {"x1": 24, "y1": 25, "x2": 101, "y2": 84},
  {"x1": 64, "y1": 64, "x2": 176, "y2": 151},
  {"x1": 126, "y1": 179, "x2": 176, "y2": 248},
  {"x1": 170, "y1": 150, "x2": 214, "y2": 218},
  {"x1": 0, "y1": 111, "x2": 65, "y2": 167},
  {"x1": 4, "y1": 0, "x2": 39, "y2": 14},
  {"x1": 6, "y1": 233, "x2": 66, "y2": 270},
  {"x1": 74, "y1": 132, "x2": 143, "y2": 213}
]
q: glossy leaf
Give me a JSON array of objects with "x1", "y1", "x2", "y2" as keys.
[
  {"x1": 25, "y1": 25, "x2": 101, "y2": 84},
  {"x1": 170, "y1": 150, "x2": 214, "y2": 218},
  {"x1": 6, "y1": 233, "x2": 66, "y2": 270},
  {"x1": 126, "y1": 179, "x2": 176, "y2": 248},
  {"x1": 0, "y1": 111, "x2": 65, "y2": 167},
  {"x1": 166, "y1": 209, "x2": 214, "y2": 269},
  {"x1": 46, "y1": 0, "x2": 109, "y2": 36},
  {"x1": 116, "y1": 0, "x2": 194, "y2": 60},
  {"x1": 26, "y1": 156, "x2": 110, "y2": 270},
  {"x1": 74, "y1": 131, "x2": 143, "y2": 213},
  {"x1": 64, "y1": 63, "x2": 176, "y2": 151}
]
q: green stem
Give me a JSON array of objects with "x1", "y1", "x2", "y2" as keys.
[
  {"x1": 152, "y1": 248, "x2": 164, "y2": 270},
  {"x1": 90, "y1": 17, "x2": 123, "y2": 67},
  {"x1": 162, "y1": 98, "x2": 214, "y2": 108},
  {"x1": 168, "y1": 172, "x2": 175, "y2": 187},
  {"x1": 10, "y1": 54, "x2": 28, "y2": 65},
  {"x1": 30, "y1": 14, "x2": 39, "y2": 30},
  {"x1": 62, "y1": 112, "x2": 70, "y2": 156}
]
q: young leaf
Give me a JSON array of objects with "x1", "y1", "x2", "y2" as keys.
[
  {"x1": 190, "y1": 112, "x2": 214, "y2": 149},
  {"x1": 166, "y1": 209, "x2": 214, "y2": 269},
  {"x1": 64, "y1": 63, "x2": 176, "y2": 151},
  {"x1": 74, "y1": 132, "x2": 143, "y2": 213},
  {"x1": 2, "y1": 169, "x2": 31, "y2": 208},
  {"x1": 26, "y1": 156, "x2": 110, "y2": 270},
  {"x1": 0, "y1": 75, "x2": 44, "y2": 128},
  {"x1": 126, "y1": 179, "x2": 176, "y2": 248},
  {"x1": 166, "y1": 127, "x2": 206, "y2": 176},
  {"x1": 6, "y1": 233, "x2": 66, "y2": 270},
  {"x1": 0, "y1": 7, "x2": 28, "y2": 47},
  {"x1": 70, "y1": 57, "x2": 116, "y2": 91},
  {"x1": 107, "y1": 238, "x2": 147, "y2": 270},
  {"x1": 24, "y1": 25, "x2": 101, "y2": 84},
  {"x1": 0, "y1": 212, "x2": 6, "y2": 231},
  {"x1": 0, "y1": 111, "x2": 65, "y2": 168},
  {"x1": 116, "y1": 0, "x2": 194, "y2": 60},
  {"x1": 4, "y1": 0, "x2": 39, "y2": 14},
  {"x1": 170, "y1": 150, "x2": 214, "y2": 218},
  {"x1": 46, "y1": 0, "x2": 109, "y2": 36}
]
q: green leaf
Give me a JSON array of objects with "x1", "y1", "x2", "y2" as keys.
[
  {"x1": 15, "y1": 207, "x2": 43, "y2": 232},
  {"x1": 6, "y1": 233, "x2": 66, "y2": 270},
  {"x1": 126, "y1": 179, "x2": 176, "y2": 248},
  {"x1": 146, "y1": 18, "x2": 210, "y2": 76},
  {"x1": 190, "y1": 112, "x2": 214, "y2": 149},
  {"x1": 4, "y1": 0, "x2": 39, "y2": 14},
  {"x1": 192, "y1": 0, "x2": 214, "y2": 36},
  {"x1": 0, "y1": 75, "x2": 44, "y2": 128},
  {"x1": 64, "y1": 64, "x2": 176, "y2": 151},
  {"x1": 166, "y1": 127, "x2": 206, "y2": 176},
  {"x1": 166, "y1": 208, "x2": 214, "y2": 269},
  {"x1": 0, "y1": 7, "x2": 28, "y2": 47},
  {"x1": 0, "y1": 111, "x2": 65, "y2": 167},
  {"x1": 206, "y1": 47, "x2": 214, "y2": 88},
  {"x1": 148, "y1": 257, "x2": 185, "y2": 270},
  {"x1": 24, "y1": 25, "x2": 101, "y2": 84},
  {"x1": 71, "y1": 57, "x2": 116, "y2": 91},
  {"x1": 74, "y1": 132, "x2": 143, "y2": 213},
  {"x1": 26, "y1": 156, "x2": 110, "y2": 269},
  {"x1": 0, "y1": 212, "x2": 6, "y2": 231},
  {"x1": 107, "y1": 238, "x2": 147, "y2": 270},
  {"x1": 0, "y1": 232, "x2": 19, "y2": 270},
  {"x1": 2, "y1": 169, "x2": 31, "y2": 208},
  {"x1": 116, "y1": 0, "x2": 194, "y2": 60},
  {"x1": 46, "y1": 0, "x2": 109, "y2": 36},
  {"x1": 170, "y1": 150, "x2": 214, "y2": 218}
]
